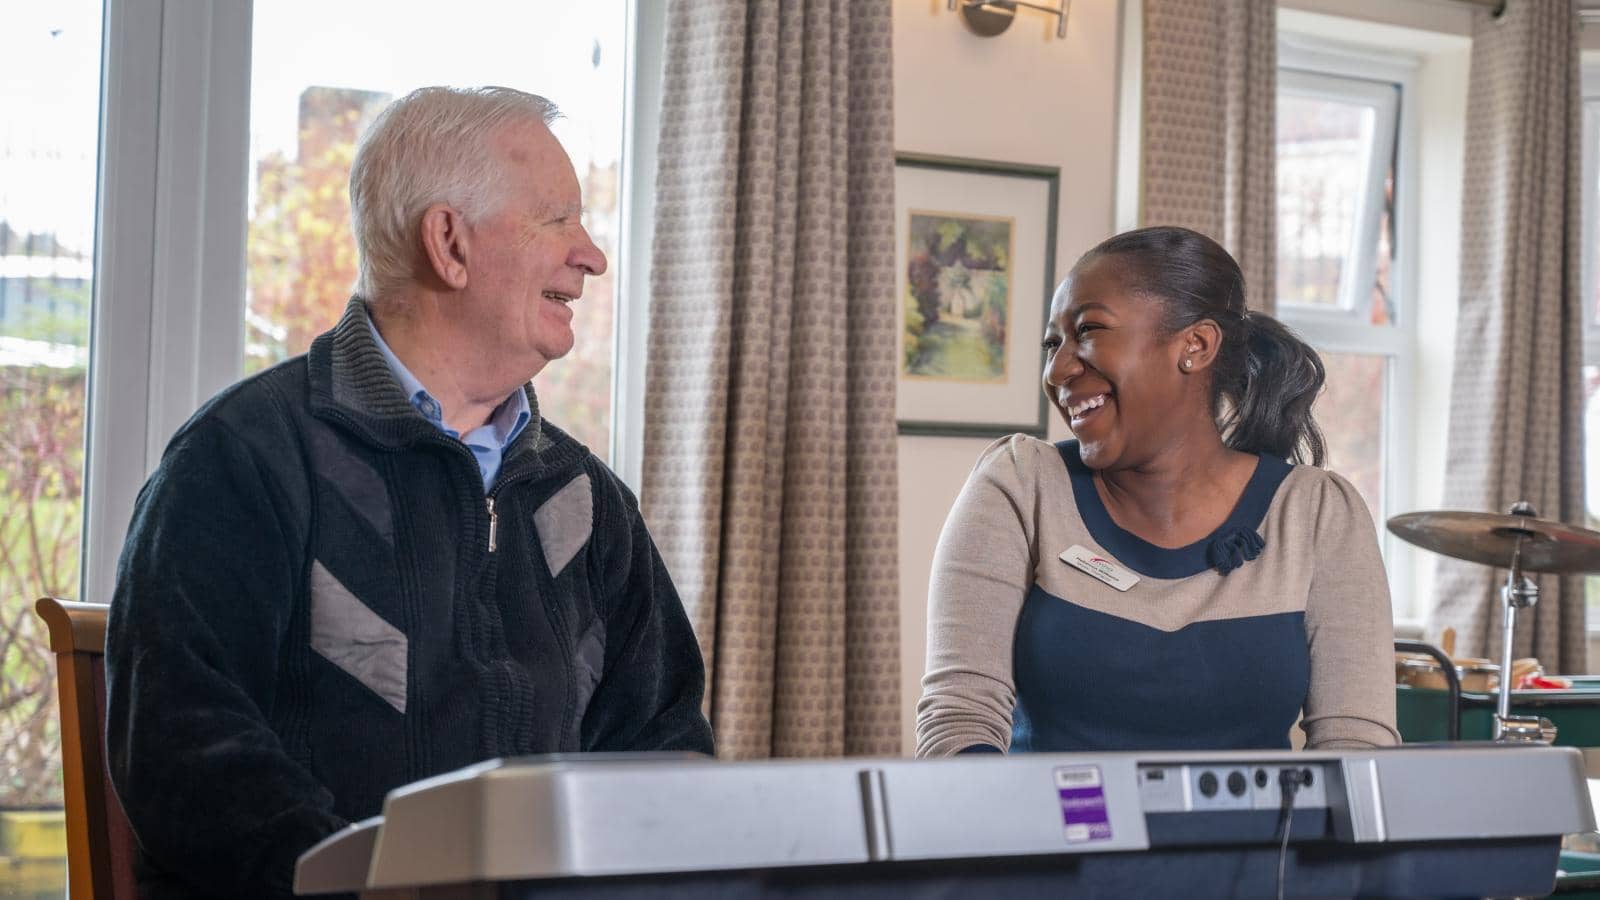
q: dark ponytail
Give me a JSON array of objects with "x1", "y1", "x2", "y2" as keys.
[
  {"x1": 1219, "y1": 313, "x2": 1326, "y2": 467},
  {"x1": 1075, "y1": 226, "x2": 1327, "y2": 466}
]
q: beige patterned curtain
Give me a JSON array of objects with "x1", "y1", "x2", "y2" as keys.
[
  {"x1": 1429, "y1": 0, "x2": 1587, "y2": 674},
  {"x1": 1139, "y1": 0, "x2": 1277, "y2": 313},
  {"x1": 641, "y1": 0, "x2": 901, "y2": 758}
]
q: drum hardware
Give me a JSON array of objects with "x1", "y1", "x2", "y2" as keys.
[
  {"x1": 1388, "y1": 501, "x2": 1600, "y2": 744},
  {"x1": 1497, "y1": 714, "x2": 1558, "y2": 743},
  {"x1": 1393, "y1": 639, "x2": 1461, "y2": 740}
]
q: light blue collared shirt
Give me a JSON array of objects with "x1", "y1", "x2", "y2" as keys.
[{"x1": 368, "y1": 320, "x2": 531, "y2": 492}]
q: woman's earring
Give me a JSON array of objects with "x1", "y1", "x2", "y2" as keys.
[{"x1": 1182, "y1": 358, "x2": 1193, "y2": 370}]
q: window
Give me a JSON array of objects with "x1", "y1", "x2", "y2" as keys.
[
  {"x1": 1277, "y1": 42, "x2": 1418, "y2": 618},
  {"x1": 1276, "y1": 73, "x2": 1398, "y2": 322},
  {"x1": 246, "y1": 0, "x2": 628, "y2": 459},
  {"x1": 1277, "y1": 68, "x2": 1401, "y2": 522},
  {"x1": 0, "y1": 2, "x2": 103, "y2": 894},
  {"x1": 0, "y1": 5, "x2": 649, "y2": 894},
  {"x1": 1579, "y1": 69, "x2": 1600, "y2": 625}
]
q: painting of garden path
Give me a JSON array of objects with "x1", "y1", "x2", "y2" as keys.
[{"x1": 902, "y1": 210, "x2": 1012, "y2": 382}]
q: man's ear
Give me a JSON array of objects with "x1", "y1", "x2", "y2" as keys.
[
  {"x1": 1181, "y1": 318, "x2": 1224, "y2": 373},
  {"x1": 418, "y1": 203, "x2": 470, "y2": 290}
]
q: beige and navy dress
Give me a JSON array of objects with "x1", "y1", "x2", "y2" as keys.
[{"x1": 916, "y1": 435, "x2": 1400, "y2": 756}]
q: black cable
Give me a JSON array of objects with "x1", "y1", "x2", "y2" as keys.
[{"x1": 1275, "y1": 768, "x2": 1309, "y2": 900}]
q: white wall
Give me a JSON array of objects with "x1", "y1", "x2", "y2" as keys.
[{"x1": 893, "y1": 0, "x2": 1121, "y2": 754}]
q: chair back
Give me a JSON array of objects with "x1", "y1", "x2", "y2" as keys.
[{"x1": 34, "y1": 597, "x2": 138, "y2": 899}]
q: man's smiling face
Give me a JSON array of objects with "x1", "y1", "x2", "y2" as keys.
[{"x1": 457, "y1": 119, "x2": 607, "y2": 379}]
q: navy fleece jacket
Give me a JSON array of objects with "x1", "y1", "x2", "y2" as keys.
[{"x1": 105, "y1": 298, "x2": 713, "y2": 898}]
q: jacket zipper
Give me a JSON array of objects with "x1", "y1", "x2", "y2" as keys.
[
  {"x1": 486, "y1": 495, "x2": 499, "y2": 553},
  {"x1": 483, "y1": 453, "x2": 538, "y2": 556},
  {"x1": 321, "y1": 414, "x2": 517, "y2": 555}
]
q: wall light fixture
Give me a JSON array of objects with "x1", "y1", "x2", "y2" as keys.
[{"x1": 947, "y1": 0, "x2": 1070, "y2": 39}]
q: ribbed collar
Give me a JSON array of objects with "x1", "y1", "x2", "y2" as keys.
[
  {"x1": 365, "y1": 316, "x2": 531, "y2": 447},
  {"x1": 307, "y1": 296, "x2": 553, "y2": 470}
]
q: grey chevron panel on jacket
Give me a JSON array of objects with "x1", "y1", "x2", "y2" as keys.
[
  {"x1": 306, "y1": 422, "x2": 394, "y2": 544},
  {"x1": 309, "y1": 560, "x2": 408, "y2": 712},
  {"x1": 533, "y1": 473, "x2": 592, "y2": 578}
]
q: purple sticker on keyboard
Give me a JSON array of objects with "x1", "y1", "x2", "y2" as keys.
[{"x1": 1054, "y1": 765, "x2": 1112, "y2": 842}]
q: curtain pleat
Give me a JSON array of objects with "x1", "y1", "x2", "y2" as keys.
[
  {"x1": 1429, "y1": 0, "x2": 1587, "y2": 674},
  {"x1": 1140, "y1": 0, "x2": 1277, "y2": 313},
  {"x1": 644, "y1": 0, "x2": 901, "y2": 758}
]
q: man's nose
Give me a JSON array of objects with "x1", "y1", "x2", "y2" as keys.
[{"x1": 572, "y1": 228, "x2": 608, "y2": 276}]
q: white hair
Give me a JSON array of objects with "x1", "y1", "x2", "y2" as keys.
[{"x1": 349, "y1": 86, "x2": 560, "y2": 300}]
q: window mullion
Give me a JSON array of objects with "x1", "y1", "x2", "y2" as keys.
[
  {"x1": 1286, "y1": 321, "x2": 1406, "y2": 358},
  {"x1": 83, "y1": 0, "x2": 252, "y2": 608},
  {"x1": 613, "y1": 0, "x2": 665, "y2": 491}
]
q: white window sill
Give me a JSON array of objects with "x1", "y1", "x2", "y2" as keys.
[{"x1": 1393, "y1": 618, "x2": 1426, "y2": 641}]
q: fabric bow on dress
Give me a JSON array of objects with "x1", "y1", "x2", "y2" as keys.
[{"x1": 1207, "y1": 526, "x2": 1265, "y2": 575}]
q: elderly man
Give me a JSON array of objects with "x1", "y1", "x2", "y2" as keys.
[{"x1": 105, "y1": 86, "x2": 713, "y2": 898}]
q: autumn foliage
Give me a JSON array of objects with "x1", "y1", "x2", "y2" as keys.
[{"x1": 0, "y1": 367, "x2": 84, "y2": 807}]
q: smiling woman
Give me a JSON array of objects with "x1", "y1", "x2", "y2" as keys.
[{"x1": 917, "y1": 226, "x2": 1400, "y2": 757}]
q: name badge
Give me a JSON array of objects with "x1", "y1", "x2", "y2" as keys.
[{"x1": 1060, "y1": 544, "x2": 1139, "y2": 592}]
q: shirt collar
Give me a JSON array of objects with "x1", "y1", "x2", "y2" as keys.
[{"x1": 366, "y1": 318, "x2": 531, "y2": 446}]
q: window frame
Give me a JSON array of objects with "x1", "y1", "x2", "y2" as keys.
[
  {"x1": 84, "y1": 0, "x2": 252, "y2": 609},
  {"x1": 1277, "y1": 35, "x2": 1422, "y2": 620},
  {"x1": 1579, "y1": 65, "x2": 1600, "y2": 630},
  {"x1": 613, "y1": 0, "x2": 664, "y2": 490},
  {"x1": 1275, "y1": 68, "x2": 1399, "y2": 324},
  {"x1": 1581, "y1": 68, "x2": 1600, "y2": 363}
]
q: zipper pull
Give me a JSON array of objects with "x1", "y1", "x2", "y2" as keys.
[{"x1": 486, "y1": 496, "x2": 498, "y2": 553}]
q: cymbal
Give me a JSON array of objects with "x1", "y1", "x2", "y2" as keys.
[{"x1": 1387, "y1": 510, "x2": 1600, "y2": 575}]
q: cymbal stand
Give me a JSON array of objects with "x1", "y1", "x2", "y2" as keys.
[{"x1": 1494, "y1": 502, "x2": 1556, "y2": 743}]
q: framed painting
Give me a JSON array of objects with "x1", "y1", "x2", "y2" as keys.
[{"x1": 894, "y1": 153, "x2": 1059, "y2": 438}]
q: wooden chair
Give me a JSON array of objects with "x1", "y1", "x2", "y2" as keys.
[{"x1": 35, "y1": 597, "x2": 138, "y2": 899}]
